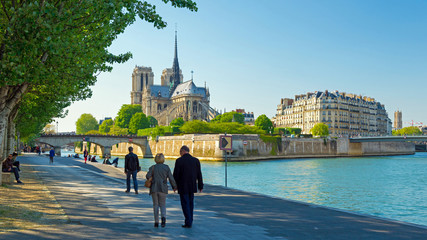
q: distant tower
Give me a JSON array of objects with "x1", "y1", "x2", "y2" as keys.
[
  {"x1": 169, "y1": 29, "x2": 182, "y2": 95},
  {"x1": 394, "y1": 110, "x2": 402, "y2": 129}
]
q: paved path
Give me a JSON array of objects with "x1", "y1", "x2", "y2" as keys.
[{"x1": 2, "y1": 154, "x2": 427, "y2": 239}]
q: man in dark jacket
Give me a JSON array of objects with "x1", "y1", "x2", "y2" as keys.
[
  {"x1": 2, "y1": 154, "x2": 22, "y2": 183},
  {"x1": 125, "y1": 146, "x2": 140, "y2": 194},
  {"x1": 173, "y1": 145, "x2": 203, "y2": 228}
]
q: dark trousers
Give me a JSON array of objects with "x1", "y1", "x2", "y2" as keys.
[
  {"x1": 126, "y1": 170, "x2": 138, "y2": 192},
  {"x1": 2, "y1": 168, "x2": 20, "y2": 181},
  {"x1": 13, "y1": 161, "x2": 20, "y2": 170},
  {"x1": 180, "y1": 193, "x2": 194, "y2": 226}
]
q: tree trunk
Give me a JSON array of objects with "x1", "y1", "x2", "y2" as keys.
[
  {"x1": 16, "y1": 131, "x2": 21, "y2": 154},
  {"x1": 0, "y1": 84, "x2": 29, "y2": 158},
  {"x1": 6, "y1": 107, "x2": 18, "y2": 154}
]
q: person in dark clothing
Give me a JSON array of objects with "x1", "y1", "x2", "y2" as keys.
[
  {"x1": 125, "y1": 146, "x2": 140, "y2": 194},
  {"x1": 90, "y1": 156, "x2": 97, "y2": 162},
  {"x1": 2, "y1": 154, "x2": 23, "y2": 183},
  {"x1": 173, "y1": 145, "x2": 203, "y2": 228},
  {"x1": 84, "y1": 148, "x2": 88, "y2": 164},
  {"x1": 111, "y1": 157, "x2": 119, "y2": 167},
  {"x1": 49, "y1": 148, "x2": 55, "y2": 164},
  {"x1": 11, "y1": 152, "x2": 20, "y2": 171}
]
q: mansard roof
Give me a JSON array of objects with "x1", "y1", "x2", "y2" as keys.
[{"x1": 171, "y1": 80, "x2": 206, "y2": 98}]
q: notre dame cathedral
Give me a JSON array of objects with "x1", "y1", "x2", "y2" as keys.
[{"x1": 130, "y1": 31, "x2": 218, "y2": 125}]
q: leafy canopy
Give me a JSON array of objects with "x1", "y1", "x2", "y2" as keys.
[
  {"x1": 99, "y1": 119, "x2": 114, "y2": 134},
  {"x1": 147, "y1": 116, "x2": 158, "y2": 127},
  {"x1": 115, "y1": 104, "x2": 142, "y2": 128},
  {"x1": 76, "y1": 114, "x2": 99, "y2": 134},
  {"x1": 0, "y1": 0, "x2": 197, "y2": 151},
  {"x1": 129, "y1": 112, "x2": 150, "y2": 134},
  {"x1": 310, "y1": 123, "x2": 329, "y2": 137},
  {"x1": 211, "y1": 112, "x2": 244, "y2": 124},
  {"x1": 255, "y1": 114, "x2": 273, "y2": 133},
  {"x1": 170, "y1": 117, "x2": 185, "y2": 127},
  {"x1": 392, "y1": 126, "x2": 422, "y2": 136}
]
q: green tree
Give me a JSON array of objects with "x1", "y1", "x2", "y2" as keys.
[
  {"x1": 109, "y1": 125, "x2": 129, "y2": 135},
  {"x1": 115, "y1": 104, "x2": 142, "y2": 129},
  {"x1": 0, "y1": 1, "x2": 197, "y2": 157},
  {"x1": 129, "y1": 112, "x2": 150, "y2": 134},
  {"x1": 170, "y1": 117, "x2": 185, "y2": 127},
  {"x1": 211, "y1": 112, "x2": 244, "y2": 124},
  {"x1": 310, "y1": 123, "x2": 329, "y2": 137},
  {"x1": 86, "y1": 130, "x2": 101, "y2": 135},
  {"x1": 181, "y1": 120, "x2": 210, "y2": 134},
  {"x1": 147, "y1": 116, "x2": 158, "y2": 127},
  {"x1": 255, "y1": 114, "x2": 273, "y2": 133},
  {"x1": 76, "y1": 114, "x2": 99, "y2": 134},
  {"x1": 99, "y1": 119, "x2": 114, "y2": 134},
  {"x1": 393, "y1": 126, "x2": 422, "y2": 136},
  {"x1": 43, "y1": 124, "x2": 56, "y2": 134}
]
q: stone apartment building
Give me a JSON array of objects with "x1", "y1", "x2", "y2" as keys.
[
  {"x1": 273, "y1": 90, "x2": 392, "y2": 136},
  {"x1": 130, "y1": 32, "x2": 218, "y2": 125}
]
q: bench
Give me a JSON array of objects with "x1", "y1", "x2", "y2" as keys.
[{"x1": 1, "y1": 172, "x2": 12, "y2": 184}]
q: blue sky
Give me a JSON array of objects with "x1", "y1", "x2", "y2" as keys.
[{"x1": 57, "y1": 0, "x2": 427, "y2": 132}]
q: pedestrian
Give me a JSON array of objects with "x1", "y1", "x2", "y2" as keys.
[
  {"x1": 11, "y1": 152, "x2": 20, "y2": 171},
  {"x1": 84, "y1": 148, "x2": 88, "y2": 164},
  {"x1": 49, "y1": 148, "x2": 55, "y2": 164},
  {"x1": 2, "y1": 153, "x2": 23, "y2": 183},
  {"x1": 173, "y1": 145, "x2": 203, "y2": 228},
  {"x1": 125, "y1": 146, "x2": 140, "y2": 194},
  {"x1": 146, "y1": 153, "x2": 177, "y2": 228}
]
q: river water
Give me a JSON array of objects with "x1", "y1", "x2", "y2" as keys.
[{"x1": 65, "y1": 151, "x2": 427, "y2": 226}]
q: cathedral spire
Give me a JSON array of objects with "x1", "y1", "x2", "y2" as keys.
[{"x1": 170, "y1": 27, "x2": 181, "y2": 96}]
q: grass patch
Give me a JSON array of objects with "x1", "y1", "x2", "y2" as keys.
[{"x1": 0, "y1": 165, "x2": 69, "y2": 232}]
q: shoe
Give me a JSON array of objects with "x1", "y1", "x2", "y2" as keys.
[
  {"x1": 16, "y1": 180, "x2": 23, "y2": 184},
  {"x1": 154, "y1": 222, "x2": 159, "y2": 228},
  {"x1": 161, "y1": 217, "x2": 166, "y2": 227},
  {"x1": 125, "y1": 190, "x2": 130, "y2": 193},
  {"x1": 182, "y1": 224, "x2": 191, "y2": 228},
  {"x1": 135, "y1": 190, "x2": 138, "y2": 194}
]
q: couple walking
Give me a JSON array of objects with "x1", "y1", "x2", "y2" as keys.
[{"x1": 124, "y1": 145, "x2": 203, "y2": 228}]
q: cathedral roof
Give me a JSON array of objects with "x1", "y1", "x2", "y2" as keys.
[
  {"x1": 171, "y1": 80, "x2": 206, "y2": 98},
  {"x1": 149, "y1": 85, "x2": 170, "y2": 98}
]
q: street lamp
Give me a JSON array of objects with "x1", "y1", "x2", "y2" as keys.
[{"x1": 56, "y1": 120, "x2": 59, "y2": 134}]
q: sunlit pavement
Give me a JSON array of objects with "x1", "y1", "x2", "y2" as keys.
[{"x1": 3, "y1": 154, "x2": 427, "y2": 240}]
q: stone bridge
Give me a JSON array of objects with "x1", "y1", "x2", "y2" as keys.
[
  {"x1": 350, "y1": 136, "x2": 427, "y2": 142},
  {"x1": 36, "y1": 134, "x2": 149, "y2": 158}
]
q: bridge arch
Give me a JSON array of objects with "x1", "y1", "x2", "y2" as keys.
[{"x1": 36, "y1": 134, "x2": 149, "y2": 158}]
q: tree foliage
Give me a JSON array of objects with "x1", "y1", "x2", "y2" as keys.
[
  {"x1": 76, "y1": 114, "x2": 99, "y2": 134},
  {"x1": 43, "y1": 124, "x2": 56, "y2": 134},
  {"x1": 147, "y1": 116, "x2": 158, "y2": 127},
  {"x1": 255, "y1": 114, "x2": 273, "y2": 133},
  {"x1": 99, "y1": 119, "x2": 114, "y2": 134},
  {"x1": 115, "y1": 104, "x2": 142, "y2": 128},
  {"x1": 211, "y1": 112, "x2": 244, "y2": 124},
  {"x1": 129, "y1": 112, "x2": 150, "y2": 134},
  {"x1": 274, "y1": 127, "x2": 302, "y2": 135},
  {"x1": 310, "y1": 123, "x2": 329, "y2": 137},
  {"x1": 109, "y1": 125, "x2": 129, "y2": 136},
  {"x1": 0, "y1": 0, "x2": 198, "y2": 157},
  {"x1": 392, "y1": 126, "x2": 422, "y2": 136},
  {"x1": 170, "y1": 117, "x2": 185, "y2": 127},
  {"x1": 180, "y1": 121, "x2": 264, "y2": 134}
]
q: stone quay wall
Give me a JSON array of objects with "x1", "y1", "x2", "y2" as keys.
[{"x1": 77, "y1": 134, "x2": 415, "y2": 161}]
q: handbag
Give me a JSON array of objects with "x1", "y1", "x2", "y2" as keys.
[{"x1": 144, "y1": 165, "x2": 155, "y2": 188}]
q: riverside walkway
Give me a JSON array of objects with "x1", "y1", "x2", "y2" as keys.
[{"x1": 3, "y1": 155, "x2": 427, "y2": 240}]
